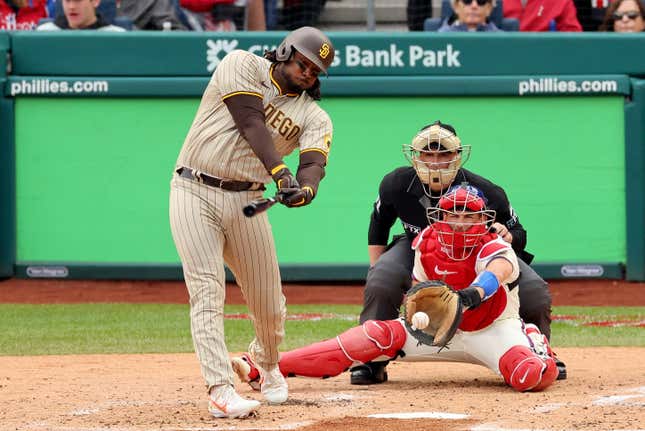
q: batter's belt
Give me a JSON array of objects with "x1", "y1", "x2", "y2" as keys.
[{"x1": 176, "y1": 167, "x2": 265, "y2": 191}]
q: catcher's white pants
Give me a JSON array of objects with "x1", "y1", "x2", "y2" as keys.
[{"x1": 398, "y1": 317, "x2": 531, "y2": 376}]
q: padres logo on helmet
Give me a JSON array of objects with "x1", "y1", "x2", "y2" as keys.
[
  {"x1": 276, "y1": 26, "x2": 335, "y2": 74},
  {"x1": 319, "y1": 43, "x2": 331, "y2": 60}
]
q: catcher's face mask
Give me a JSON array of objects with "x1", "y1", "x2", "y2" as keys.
[
  {"x1": 427, "y1": 185, "x2": 495, "y2": 260},
  {"x1": 403, "y1": 123, "x2": 471, "y2": 198}
]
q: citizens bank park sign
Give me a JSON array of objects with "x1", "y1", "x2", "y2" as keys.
[{"x1": 205, "y1": 39, "x2": 462, "y2": 73}]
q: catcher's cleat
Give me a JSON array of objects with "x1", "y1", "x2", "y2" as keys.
[
  {"x1": 524, "y1": 323, "x2": 552, "y2": 357},
  {"x1": 554, "y1": 357, "x2": 567, "y2": 380},
  {"x1": 232, "y1": 354, "x2": 261, "y2": 391},
  {"x1": 350, "y1": 362, "x2": 388, "y2": 385},
  {"x1": 525, "y1": 323, "x2": 567, "y2": 380},
  {"x1": 208, "y1": 384, "x2": 260, "y2": 419},
  {"x1": 232, "y1": 353, "x2": 288, "y2": 404}
]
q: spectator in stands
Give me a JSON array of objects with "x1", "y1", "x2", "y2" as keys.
[
  {"x1": 179, "y1": 0, "x2": 265, "y2": 31},
  {"x1": 118, "y1": 0, "x2": 186, "y2": 30},
  {"x1": 280, "y1": 0, "x2": 326, "y2": 30},
  {"x1": 572, "y1": 0, "x2": 608, "y2": 31},
  {"x1": 0, "y1": 0, "x2": 48, "y2": 30},
  {"x1": 37, "y1": 0, "x2": 125, "y2": 30},
  {"x1": 407, "y1": 0, "x2": 433, "y2": 31},
  {"x1": 504, "y1": 0, "x2": 582, "y2": 31},
  {"x1": 599, "y1": 0, "x2": 645, "y2": 31},
  {"x1": 439, "y1": 0, "x2": 501, "y2": 31}
]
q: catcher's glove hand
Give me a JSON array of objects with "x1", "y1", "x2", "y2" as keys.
[{"x1": 404, "y1": 280, "x2": 463, "y2": 348}]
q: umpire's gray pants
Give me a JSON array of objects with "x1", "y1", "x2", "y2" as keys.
[{"x1": 359, "y1": 236, "x2": 553, "y2": 340}]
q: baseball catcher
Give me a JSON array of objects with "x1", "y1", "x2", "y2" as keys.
[{"x1": 232, "y1": 184, "x2": 559, "y2": 393}]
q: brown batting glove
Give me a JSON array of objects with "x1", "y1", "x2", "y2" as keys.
[
  {"x1": 271, "y1": 164, "x2": 304, "y2": 207},
  {"x1": 282, "y1": 186, "x2": 314, "y2": 208}
]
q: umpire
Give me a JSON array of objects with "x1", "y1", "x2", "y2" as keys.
[{"x1": 351, "y1": 120, "x2": 566, "y2": 385}]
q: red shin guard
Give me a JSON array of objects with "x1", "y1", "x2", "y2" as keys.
[{"x1": 278, "y1": 320, "x2": 406, "y2": 378}]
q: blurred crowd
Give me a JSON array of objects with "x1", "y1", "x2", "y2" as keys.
[{"x1": 0, "y1": 0, "x2": 642, "y2": 32}]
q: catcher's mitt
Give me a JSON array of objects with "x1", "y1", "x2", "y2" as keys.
[{"x1": 404, "y1": 280, "x2": 463, "y2": 348}]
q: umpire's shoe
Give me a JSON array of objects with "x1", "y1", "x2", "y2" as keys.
[{"x1": 350, "y1": 361, "x2": 388, "y2": 385}]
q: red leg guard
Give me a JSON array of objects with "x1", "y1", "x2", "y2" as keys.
[
  {"x1": 499, "y1": 345, "x2": 557, "y2": 392},
  {"x1": 278, "y1": 320, "x2": 406, "y2": 379},
  {"x1": 531, "y1": 356, "x2": 558, "y2": 391}
]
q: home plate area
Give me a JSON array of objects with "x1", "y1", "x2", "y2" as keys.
[{"x1": 2, "y1": 348, "x2": 644, "y2": 431}]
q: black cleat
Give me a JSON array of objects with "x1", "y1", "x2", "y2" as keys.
[
  {"x1": 350, "y1": 362, "x2": 388, "y2": 385},
  {"x1": 555, "y1": 358, "x2": 567, "y2": 380}
]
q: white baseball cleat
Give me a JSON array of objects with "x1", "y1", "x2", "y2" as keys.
[
  {"x1": 257, "y1": 363, "x2": 288, "y2": 405},
  {"x1": 208, "y1": 384, "x2": 260, "y2": 418}
]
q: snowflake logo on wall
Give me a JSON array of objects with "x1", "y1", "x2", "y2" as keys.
[{"x1": 206, "y1": 39, "x2": 239, "y2": 72}]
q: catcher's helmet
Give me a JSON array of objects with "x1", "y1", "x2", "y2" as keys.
[
  {"x1": 275, "y1": 26, "x2": 335, "y2": 74},
  {"x1": 403, "y1": 121, "x2": 471, "y2": 197},
  {"x1": 428, "y1": 184, "x2": 495, "y2": 261}
]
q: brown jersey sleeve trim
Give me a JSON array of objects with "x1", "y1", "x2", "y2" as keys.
[
  {"x1": 299, "y1": 148, "x2": 328, "y2": 160},
  {"x1": 222, "y1": 91, "x2": 263, "y2": 101}
]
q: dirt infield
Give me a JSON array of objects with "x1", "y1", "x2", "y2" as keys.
[
  {"x1": 1, "y1": 279, "x2": 644, "y2": 431},
  {"x1": 1, "y1": 349, "x2": 644, "y2": 431}
]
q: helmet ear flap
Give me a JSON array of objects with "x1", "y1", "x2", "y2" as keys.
[{"x1": 275, "y1": 40, "x2": 293, "y2": 62}]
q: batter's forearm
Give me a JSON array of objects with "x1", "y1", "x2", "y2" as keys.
[{"x1": 296, "y1": 151, "x2": 326, "y2": 195}]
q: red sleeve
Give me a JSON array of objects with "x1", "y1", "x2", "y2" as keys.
[
  {"x1": 179, "y1": 0, "x2": 235, "y2": 12},
  {"x1": 556, "y1": 0, "x2": 582, "y2": 31}
]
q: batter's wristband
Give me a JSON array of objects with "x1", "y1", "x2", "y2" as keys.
[
  {"x1": 302, "y1": 185, "x2": 315, "y2": 198},
  {"x1": 270, "y1": 163, "x2": 287, "y2": 176},
  {"x1": 471, "y1": 270, "x2": 499, "y2": 301}
]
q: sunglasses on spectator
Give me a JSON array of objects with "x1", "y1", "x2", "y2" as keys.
[
  {"x1": 460, "y1": 0, "x2": 492, "y2": 5},
  {"x1": 612, "y1": 11, "x2": 642, "y2": 20}
]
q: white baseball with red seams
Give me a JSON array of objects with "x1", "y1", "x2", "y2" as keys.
[{"x1": 411, "y1": 311, "x2": 430, "y2": 330}]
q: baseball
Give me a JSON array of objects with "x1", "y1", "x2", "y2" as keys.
[{"x1": 411, "y1": 311, "x2": 430, "y2": 330}]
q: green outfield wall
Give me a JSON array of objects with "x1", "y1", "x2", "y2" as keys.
[{"x1": 1, "y1": 32, "x2": 644, "y2": 281}]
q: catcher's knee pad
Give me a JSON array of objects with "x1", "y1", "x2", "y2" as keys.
[
  {"x1": 499, "y1": 345, "x2": 557, "y2": 392},
  {"x1": 338, "y1": 320, "x2": 407, "y2": 363}
]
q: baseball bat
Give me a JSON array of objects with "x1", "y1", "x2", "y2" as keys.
[{"x1": 243, "y1": 196, "x2": 279, "y2": 217}]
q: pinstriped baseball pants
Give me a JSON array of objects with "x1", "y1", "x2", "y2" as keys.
[{"x1": 169, "y1": 175, "x2": 286, "y2": 390}]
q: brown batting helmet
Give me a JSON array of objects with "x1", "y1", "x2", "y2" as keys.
[{"x1": 275, "y1": 26, "x2": 335, "y2": 74}]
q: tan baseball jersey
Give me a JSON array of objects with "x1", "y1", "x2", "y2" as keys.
[
  {"x1": 169, "y1": 48, "x2": 334, "y2": 393},
  {"x1": 176, "y1": 49, "x2": 333, "y2": 184}
]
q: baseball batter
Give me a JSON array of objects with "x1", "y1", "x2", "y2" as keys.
[
  {"x1": 232, "y1": 185, "x2": 559, "y2": 393},
  {"x1": 169, "y1": 26, "x2": 335, "y2": 419}
]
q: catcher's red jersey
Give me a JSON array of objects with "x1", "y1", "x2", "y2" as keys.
[{"x1": 412, "y1": 227, "x2": 511, "y2": 331}]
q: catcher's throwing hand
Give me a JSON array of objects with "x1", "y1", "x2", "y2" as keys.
[{"x1": 404, "y1": 280, "x2": 463, "y2": 348}]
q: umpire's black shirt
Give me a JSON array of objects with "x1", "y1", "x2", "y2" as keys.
[{"x1": 368, "y1": 167, "x2": 533, "y2": 263}]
